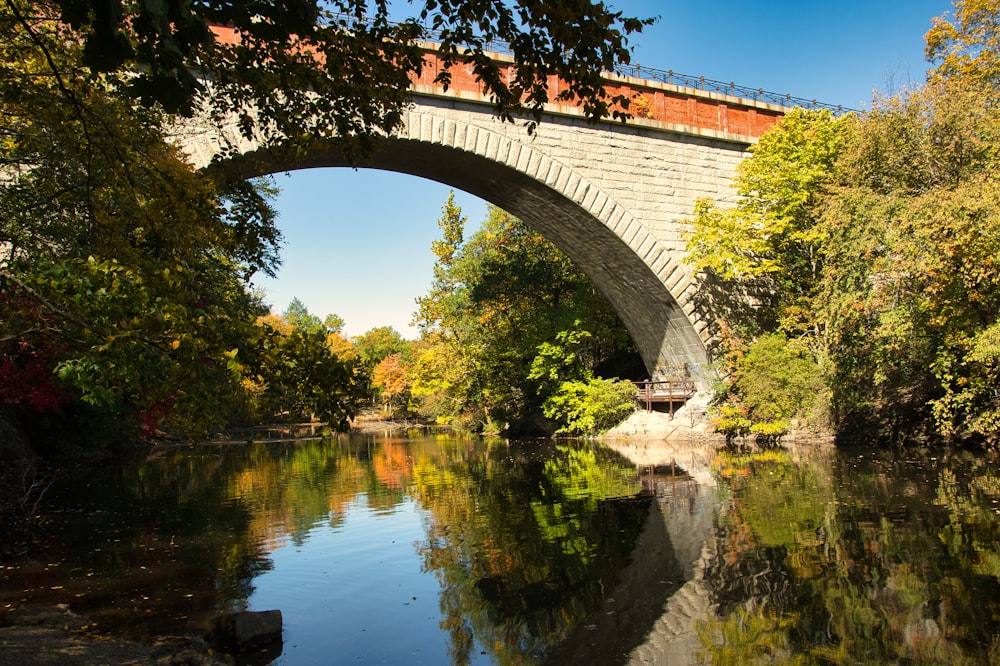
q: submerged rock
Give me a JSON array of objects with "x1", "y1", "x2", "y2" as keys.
[
  {"x1": 206, "y1": 610, "x2": 283, "y2": 651},
  {"x1": 2, "y1": 604, "x2": 88, "y2": 630},
  {"x1": 0, "y1": 604, "x2": 232, "y2": 665}
]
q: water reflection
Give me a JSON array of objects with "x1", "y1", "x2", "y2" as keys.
[
  {"x1": 0, "y1": 435, "x2": 664, "y2": 663},
  {"x1": 3, "y1": 436, "x2": 1000, "y2": 664},
  {"x1": 702, "y1": 445, "x2": 1000, "y2": 664}
]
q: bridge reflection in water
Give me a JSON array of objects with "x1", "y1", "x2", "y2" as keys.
[{"x1": 547, "y1": 440, "x2": 719, "y2": 665}]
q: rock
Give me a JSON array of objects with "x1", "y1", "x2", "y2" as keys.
[
  {"x1": 150, "y1": 636, "x2": 235, "y2": 665},
  {"x1": 3, "y1": 604, "x2": 89, "y2": 630},
  {"x1": 206, "y1": 610, "x2": 282, "y2": 651},
  {"x1": 0, "y1": 605, "x2": 234, "y2": 666}
]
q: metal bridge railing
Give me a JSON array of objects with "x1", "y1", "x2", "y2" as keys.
[
  {"x1": 612, "y1": 64, "x2": 851, "y2": 115},
  {"x1": 323, "y1": 12, "x2": 852, "y2": 115}
]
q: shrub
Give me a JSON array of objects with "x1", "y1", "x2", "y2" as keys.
[
  {"x1": 733, "y1": 333, "x2": 825, "y2": 426},
  {"x1": 542, "y1": 377, "x2": 637, "y2": 435}
]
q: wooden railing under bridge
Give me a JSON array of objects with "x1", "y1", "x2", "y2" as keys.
[{"x1": 634, "y1": 379, "x2": 697, "y2": 417}]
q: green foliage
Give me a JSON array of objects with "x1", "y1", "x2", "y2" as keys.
[
  {"x1": 411, "y1": 199, "x2": 639, "y2": 432},
  {"x1": 0, "y1": 99, "x2": 278, "y2": 435},
  {"x1": 404, "y1": 334, "x2": 465, "y2": 426},
  {"x1": 541, "y1": 378, "x2": 637, "y2": 435},
  {"x1": 323, "y1": 313, "x2": 346, "y2": 335},
  {"x1": 708, "y1": 334, "x2": 823, "y2": 444},
  {"x1": 684, "y1": 108, "x2": 847, "y2": 340},
  {"x1": 684, "y1": 2, "x2": 1000, "y2": 445},
  {"x1": 529, "y1": 325, "x2": 595, "y2": 391},
  {"x1": 732, "y1": 334, "x2": 825, "y2": 425},
  {"x1": 283, "y1": 298, "x2": 326, "y2": 335},
  {"x1": 0, "y1": 6, "x2": 353, "y2": 443},
  {"x1": 352, "y1": 326, "x2": 408, "y2": 370},
  {"x1": 34, "y1": 0, "x2": 654, "y2": 160},
  {"x1": 256, "y1": 329, "x2": 363, "y2": 429},
  {"x1": 820, "y1": 58, "x2": 1000, "y2": 443}
]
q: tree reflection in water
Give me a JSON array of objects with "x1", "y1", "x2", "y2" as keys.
[
  {"x1": 6, "y1": 436, "x2": 1000, "y2": 664},
  {"x1": 0, "y1": 436, "x2": 656, "y2": 663},
  {"x1": 411, "y1": 441, "x2": 652, "y2": 664},
  {"x1": 701, "y1": 446, "x2": 1000, "y2": 665}
]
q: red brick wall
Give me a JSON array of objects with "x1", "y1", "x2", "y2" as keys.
[
  {"x1": 208, "y1": 25, "x2": 783, "y2": 138},
  {"x1": 415, "y1": 48, "x2": 783, "y2": 138}
]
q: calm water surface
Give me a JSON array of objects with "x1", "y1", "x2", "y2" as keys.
[{"x1": 2, "y1": 433, "x2": 1000, "y2": 664}]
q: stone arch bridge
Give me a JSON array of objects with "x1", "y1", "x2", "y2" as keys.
[{"x1": 178, "y1": 43, "x2": 803, "y2": 390}]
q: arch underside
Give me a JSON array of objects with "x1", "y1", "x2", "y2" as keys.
[{"x1": 206, "y1": 122, "x2": 713, "y2": 388}]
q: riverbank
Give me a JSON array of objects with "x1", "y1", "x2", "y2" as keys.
[
  {"x1": 0, "y1": 605, "x2": 230, "y2": 666},
  {"x1": 601, "y1": 396, "x2": 835, "y2": 448},
  {"x1": 600, "y1": 408, "x2": 719, "y2": 441}
]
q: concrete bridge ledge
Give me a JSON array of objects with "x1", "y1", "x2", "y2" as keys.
[{"x1": 410, "y1": 86, "x2": 766, "y2": 146}]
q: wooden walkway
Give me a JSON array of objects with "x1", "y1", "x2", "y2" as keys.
[{"x1": 634, "y1": 380, "x2": 697, "y2": 417}]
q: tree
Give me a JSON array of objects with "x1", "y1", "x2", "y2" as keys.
[
  {"x1": 817, "y1": 0, "x2": 1000, "y2": 444},
  {"x1": 0, "y1": 10, "x2": 285, "y2": 441},
  {"x1": 413, "y1": 200, "x2": 639, "y2": 432},
  {"x1": 728, "y1": 333, "x2": 826, "y2": 439},
  {"x1": 821, "y1": 85, "x2": 1000, "y2": 443},
  {"x1": 925, "y1": 0, "x2": 1000, "y2": 89},
  {"x1": 678, "y1": 1, "x2": 1000, "y2": 446},
  {"x1": 29, "y1": 0, "x2": 655, "y2": 162},
  {"x1": 372, "y1": 353, "x2": 412, "y2": 415},
  {"x1": 283, "y1": 298, "x2": 325, "y2": 335},
  {"x1": 684, "y1": 107, "x2": 848, "y2": 343},
  {"x1": 540, "y1": 378, "x2": 637, "y2": 435},
  {"x1": 352, "y1": 326, "x2": 408, "y2": 370},
  {"x1": 682, "y1": 108, "x2": 846, "y2": 441},
  {"x1": 414, "y1": 192, "x2": 468, "y2": 333},
  {"x1": 324, "y1": 313, "x2": 346, "y2": 335},
  {"x1": 350, "y1": 326, "x2": 409, "y2": 407},
  {"x1": 255, "y1": 328, "x2": 363, "y2": 428},
  {"x1": 0, "y1": 4, "x2": 302, "y2": 443}
]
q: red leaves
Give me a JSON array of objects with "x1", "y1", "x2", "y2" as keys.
[{"x1": 0, "y1": 341, "x2": 71, "y2": 413}]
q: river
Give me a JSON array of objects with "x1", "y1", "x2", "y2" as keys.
[{"x1": 2, "y1": 432, "x2": 999, "y2": 664}]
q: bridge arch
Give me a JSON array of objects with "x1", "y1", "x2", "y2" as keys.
[{"x1": 181, "y1": 93, "x2": 762, "y2": 388}]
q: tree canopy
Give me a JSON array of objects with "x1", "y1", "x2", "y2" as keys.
[
  {"x1": 404, "y1": 197, "x2": 640, "y2": 433},
  {"x1": 33, "y1": 0, "x2": 654, "y2": 159},
  {"x1": 684, "y1": 0, "x2": 1000, "y2": 446}
]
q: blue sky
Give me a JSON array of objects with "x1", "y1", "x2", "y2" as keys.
[{"x1": 255, "y1": 0, "x2": 955, "y2": 338}]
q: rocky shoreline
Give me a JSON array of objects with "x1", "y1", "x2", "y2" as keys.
[{"x1": 0, "y1": 605, "x2": 231, "y2": 665}]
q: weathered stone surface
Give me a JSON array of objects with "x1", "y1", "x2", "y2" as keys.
[
  {"x1": 206, "y1": 610, "x2": 283, "y2": 651},
  {"x1": 0, "y1": 605, "x2": 232, "y2": 666}
]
